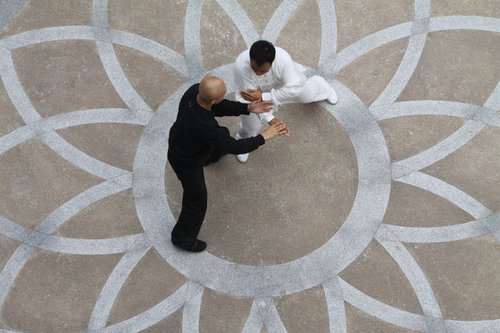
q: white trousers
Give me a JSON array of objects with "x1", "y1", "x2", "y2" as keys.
[{"x1": 237, "y1": 75, "x2": 331, "y2": 138}]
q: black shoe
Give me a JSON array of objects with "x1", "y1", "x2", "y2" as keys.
[{"x1": 172, "y1": 239, "x2": 207, "y2": 252}]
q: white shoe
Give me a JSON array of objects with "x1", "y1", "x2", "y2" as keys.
[
  {"x1": 326, "y1": 87, "x2": 338, "y2": 105},
  {"x1": 235, "y1": 132, "x2": 249, "y2": 163},
  {"x1": 236, "y1": 153, "x2": 249, "y2": 163}
]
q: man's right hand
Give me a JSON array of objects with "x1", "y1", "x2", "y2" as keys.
[
  {"x1": 261, "y1": 120, "x2": 289, "y2": 141},
  {"x1": 248, "y1": 100, "x2": 273, "y2": 114}
]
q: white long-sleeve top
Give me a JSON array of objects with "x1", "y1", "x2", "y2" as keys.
[{"x1": 234, "y1": 47, "x2": 307, "y2": 123}]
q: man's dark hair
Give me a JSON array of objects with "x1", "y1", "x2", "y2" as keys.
[{"x1": 250, "y1": 40, "x2": 276, "y2": 66}]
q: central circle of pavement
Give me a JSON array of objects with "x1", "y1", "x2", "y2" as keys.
[{"x1": 133, "y1": 79, "x2": 391, "y2": 297}]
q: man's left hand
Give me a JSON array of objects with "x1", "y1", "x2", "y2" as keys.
[
  {"x1": 248, "y1": 100, "x2": 273, "y2": 114},
  {"x1": 241, "y1": 89, "x2": 262, "y2": 102}
]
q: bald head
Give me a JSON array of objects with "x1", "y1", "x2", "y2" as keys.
[{"x1": 199, "y1": 76, "x2": 226, "y2": 104}]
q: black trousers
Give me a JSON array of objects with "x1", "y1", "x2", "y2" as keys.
[
  {"x1": 168, "y1": 149, "x2": 225, "y2": 246},
  {"x1": 169, "y1": 160, "x2": 207, "y2": 246}
]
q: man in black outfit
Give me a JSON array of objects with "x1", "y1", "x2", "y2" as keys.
[{"x1": 168, "y1": 76, "x2": 288, "y2": 252}]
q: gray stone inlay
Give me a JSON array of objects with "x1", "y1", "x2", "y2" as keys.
[
  {"x1": 0, "y1": 126, "x2": 34, "y2": 155},
  {"x1": 0, "y1": 244, "x2": 36, "y2": 308},
  {"x1": 37, "y1": 233, "x2": 145, "y2": 255},
  {"x1": 182, "y1": 282, "x2": 204, "y2": 333},
  {"x1": 0, "y1": 26, "x2": 96, "y2": 50},
  {"x1": 91, "y1": 282, "x2": 189, "y2": 333},
  {"x1": 482, "y1": 212, "x2": 500, "y2": 241},
  {"x1": 317, "y1": 0, "x2": 338, "y2": 77},
  {"x1": 184, "y1": 0, "x2": 206, "y2": 79},
  {"x1": 392, "y1": 120, "x2": 487, "y2": 178},
  {"x1": 88, "y1": 244, "x2": 152, "y2": 330},
  {"x1": 0, "y1": 48, "x2": 41, "y2": 123},
  {"x1": 334, "y1": 22, "x2": 413, "y2": 74},
  {"x1": 241, "y1": 299, "x2": 266, "y2": 333},
  {"x1": 0, "y1": 177, "x2": 132, "y2": 310},
  {"x1": 0, "y1": 215, "x2": 32, "y2": 241},
  {"x1": 339, "y1": 278, "x2": 428, "y2": 331},
  {"x1": 369, "y1": 0, "x2": 430, "y2": 118},
  {"x1": 323, "y1": 276, "x2": 347, "y2": 333},
  {"x1": 1, "y1": 39, "x2": 133, "y2": 181},
  {"x1": 428, "y1": 16, "x2": 500, "y2": 34},
  {"x1": 133, "y1": 78, "x2": 391, "y2": 297},
  {"x1": 242, "y1": 298, "x2": 287, "y2": 333},
  {"x1": 216, "y1": 0, "x2": 259, "y2": 47},
  {"x1": 484, "y1": 82, "x2": 500, "y2": 110},
  {"x1": 264, "y1": 299, "x2": 288, "y2": 333},
  {"x1": 376, "y1": 239, "x2": 443, "y2": 319},
  {"x1": 0, "y1": 0, "x2": 28, "y2": 31},
  {"x1": 36, "y1": 174, "x2": 132, "y2": 234},
  {"x1": 40, "y1": 131, "x2": 129, "y2": 180},
  {"x1": 261, "y1": 0, "x2": 302, "y2": 44},
  {"x1": 395, "y1": 172, "x2": 492, "y2": 220},
  {"x1": 445, "y1": 319, "x2": 500, "y2": 333},
  {"x1": 376, "y1": 216, "x2": 494, "y2": 243},
  {"x1": 380, "y1": 101, "x2": 483, "y2": 120},
  {"x1": 92, "y1": 0, "x2": 152, "y2": 112},
  {"x1": 110, "y1": 29, "x2": 189, "y2": 77}
]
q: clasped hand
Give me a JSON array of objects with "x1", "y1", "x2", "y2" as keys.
[{"x1": 241, "y1": 89, "x2": 262, "y2": 102}]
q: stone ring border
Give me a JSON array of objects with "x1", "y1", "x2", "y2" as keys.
[{"x1": 133, "y1": 71, "x2": 391, "y2": 298}]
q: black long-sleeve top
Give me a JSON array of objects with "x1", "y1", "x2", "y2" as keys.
[{"x1": 168, "y1": 84, "x2": 265, "y2": 166}]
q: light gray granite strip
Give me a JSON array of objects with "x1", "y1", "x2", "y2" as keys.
[
  {"x1": 0, "y1": 48, "x2": 41, "y2": 123},
  {"x1": 34, "y1": 108, "x2": 151, "y2": 133},
  {"x1": 483, "y1": 81, "x2": 500, "y2": 110},
  {"x1": 88, "y1": 244, "x2": 152, "y2": 330},
  {"x1": 370, "y1": 0, "x2": 430, "y2": 117},
  {"x1": 317, "y1": 0, "x2": 338, "y2": 77},
  {"x1": 339, "y1": 278, "x2": 427, "y2": 331},
  {"x1": 396, "y1": 172, "x2": 492, "y2": 219},
  {"x1": 37, "y1": 233, "x2": 145, "y2": 255},
  {"x1": 262, "y1": 0, "x2": 302, "y2": 44},
  {"x1": 0, "y1": 25, "x2": 95, "y2": 49},
  {"x1": 445, "y1": 319, "x2": 500, "y2": 332},
  {"x1": 184, "y1": 0, "x2": 206, "y2": 79},
  {"x1": 241, "y1": 299, "x2": 265, "y2": 333},
  {"x1": 370, "y1": 33, "x2": 428, "y2": 118},
  {"x1": 93, "y1": 283, "x2": 189, "y2": 333},
  {"x1": 428, "y1": 16, "x2": 500, "y2": 34},
  {"x1": 377, "y1": 239, "x2": 444, "y2": 320},
  {"x1": 392, "y1": 120, "x2": 486, "y2": 178},
  {"x1": 216, "y1": 0, "x2": 259, "y2": 47},
  {"x1": 40, "y1": 131, "x2": 129, "y2": 180},
  {"x1": 36, "y1": 174, "x2": 132, "y2": 234},
  {"x1": 376, "y1": 217, "x2": 493, "y2": 243},
  {"x1": 0, "y1": 0, "x2": 28, "y2": 31},
  {"x1": 264, "y1": 299, "x2": 288, "y2": 333},
  {"x1": 0, "y1": 244, "x2": 37, "y2": 308},
  {"x1": 379, "y1": 101, "x2": 481, "y2": 120},
  {"x1": 323, "y1": 277, "x2": 347, "y2": 333},
  {"x1": 482, "y1": 212, "x2": 500, "y2": 241},
  {"x1": 92, "y1": 0, "x2": 152, "y2": 112},
  {"x1": 334, "y1": 23, "x2": 413, "y2": 73},
  {"x1": 0, "y1": 126, "x2": 34, "y2": 155},
  {"x1": 182, "y1": 281, "x2": 204, "y2": 333},
  {"x1": 0, "y1": 215, "x2": 32, "y2": 244},
  {"x1": 1, "y1": 43, "x2": 130, "y2": 180},
  {"x1": 333, "y1": 16, "x2": 499, "y2": 77},
  {"x1": 110, "y1": 29, "x2": 188, "y2": 77},
  {"x1": 94, "y1": 40, "x2": 152, "y2": 112}
]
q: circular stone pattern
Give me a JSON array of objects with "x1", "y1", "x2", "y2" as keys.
[{"x1": 133, "y1": 79, "x2": 392, "y2": 297}]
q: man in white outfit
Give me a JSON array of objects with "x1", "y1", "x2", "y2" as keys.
[{"x1": 234, "y1": 40, "x2": 338, "y2": 163}]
